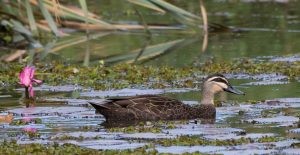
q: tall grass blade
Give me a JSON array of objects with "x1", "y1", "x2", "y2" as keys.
[
  {"x1": 40, "y1": 39, "x2": 57, "y2": 60},
  {"x1": 130, "y1": 0, "x2": 200, "y2": 26},
  {"x1": 133, "y1": 8, "x2": 152, "y2": 63},
  {"x1": 50, "y1": 32, "x2": 110, "y2": 53},
  {"x1": 200, "y1": 0, "x2": 208, "y2": 52},
  {"x1": 0, "y1": 0, "x2": 14, "y2": 14},
  {"x1": 105, "y1": 39, "x2": 184, "y2": 64},
  {"x1": 25, "y1": 0, "x2": 38, "y2": 34},
  {"x1": 127, "y1": 0, "x2": 165, "y2": 13},
  {"x1": 9, "y1": 19, "x2": 42, "y2": 49},
  {"x1": 33, "y1": 0, "x2": 113, "y2": 27},
  {"x1": 79, "y1": 0, "x2": 90, "y2": 66},
  {"x1": 149, "y1": 0, "x2": 200, "y2": 19},
  {"x1": 200, "y1": 0, "x2": 208, "y2": 33},
  {"x1": 27, "y1": 48, "x2": 35, "y2": 65},
  {"x1": 37, "y1": 0, "x2": 60, "y2": 36}
]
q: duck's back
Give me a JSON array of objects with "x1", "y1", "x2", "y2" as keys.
[{"x1": 89, "y1": 95, "x2": 193, "y2": 121}]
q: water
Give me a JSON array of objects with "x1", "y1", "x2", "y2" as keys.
[
  {"x1": 1, "y1": 0, "x2": 300, "y2": 154},
  {"x1": 1, "y1": 78, "x2": 300, "y2": 153},
  {"x1": 43, "y1": 0, "x2": 300, "y2": 67}
]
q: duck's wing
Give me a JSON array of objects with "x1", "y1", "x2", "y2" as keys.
[{"x1": 117, "y1": 95, "x2": 187, "y2": 119}]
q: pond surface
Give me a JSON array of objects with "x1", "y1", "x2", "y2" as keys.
[
  {"x1": 1, "y1": 0, "x2": 300, "y2": 154},
  {"x1": 0, "y1": 74, "x2": 300, "y2": 154},
  {"x1": 46, "y1": 0, "x2": 300, "y2": 67}
]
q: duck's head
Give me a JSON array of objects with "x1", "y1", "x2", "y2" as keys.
[{"x1": 203, "y1": 74, "x2": 245, "y2": 95}]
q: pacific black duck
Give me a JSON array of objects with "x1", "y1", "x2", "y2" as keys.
[{"x1": 89, "y1": 74, "x2": 245, "y2": 122}]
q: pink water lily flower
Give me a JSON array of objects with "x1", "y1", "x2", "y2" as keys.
[{"x1": 19, "y1": 66, "x2": 42, "y2": 98}]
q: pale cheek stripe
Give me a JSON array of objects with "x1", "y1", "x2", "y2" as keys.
[{"x1": 216, "y1": 82, "x2": 228, "y2": 89}]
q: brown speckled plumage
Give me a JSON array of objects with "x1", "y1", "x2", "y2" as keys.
[
  {"x1": 90, "y1": 95, "x2": 216, "y2": 122},
  {"x1": 89, "y1": 74, "x2": 244, "y2": 122}
]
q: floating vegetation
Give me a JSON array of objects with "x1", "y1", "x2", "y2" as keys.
[
  {"x1": 10, "y1": 118, "x2": 42, "y2": 126},
  {"x1": 107, "y1": 124, "x2": 162, "y2": 133},
  {"x1": 0, "y1": 141, "x2": 157, "y2": 155},
  {"x1": 108, "y1": 126, "x2": 162, "y2": 133},
  {"x1": 0, "y1": 59, "x2": 299, "y2": 90},
  {"x1": 52, "y1": 134, "x2": 101, "y2": 141},
  {"x1": 156, "y1": 135, "x2": 282, "y2": 147},
  {"x1": 107, "y1": 121, "x2": 185, "y2": 133}
]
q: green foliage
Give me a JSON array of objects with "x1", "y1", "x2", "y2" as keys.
[
  {"x1": 52, "y1": 135, "x2": 101, "y2": 141},
  {"x1": 156, "y1": 135, "x2": 281, "y2": 147},
  {"x1": 10, "y1": 118, "x2": 42, "y2": 126},
  {"x1": 0, "y1": 136, "x2": 280, "y2": 154},
  {"x1": 0, "y1": 59, "x2": 299, "y2": 90},
  {"x1": 108, "y1": 125, "x2": 162, "y2": 133},
  {"x1": 0, "y1": 141, "x2": 158, "y2": 155}
]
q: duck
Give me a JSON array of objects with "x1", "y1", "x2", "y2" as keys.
[{"x1": 89, "y1": 74, "x2": 245, "y2": 122}]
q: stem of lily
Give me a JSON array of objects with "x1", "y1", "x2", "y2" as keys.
[{"x1": 25, "y1": 87, "x2": 29, "y2": 99}]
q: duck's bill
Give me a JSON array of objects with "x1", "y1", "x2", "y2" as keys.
[{"x1": 224, "y1": 86, "x2": 245, "y2": 95}]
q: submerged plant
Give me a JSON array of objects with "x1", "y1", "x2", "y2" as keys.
[{"x1": 18, "y1": 66, "x2": 42, "y2": 99}]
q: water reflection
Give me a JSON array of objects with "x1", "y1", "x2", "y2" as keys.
[{"x1": 30, "y1": 0, "x2": 299, "y2": 67}]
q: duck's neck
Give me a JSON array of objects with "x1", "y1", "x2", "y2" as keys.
[{"x1": 200, "y1": 88, "x2": 215, "y2": 105}]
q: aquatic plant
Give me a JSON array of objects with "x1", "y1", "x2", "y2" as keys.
[
  {"x1": 52, "y1": 134, "x2": 101, "y2": 141},
  {"x1": 0, "y1": 141, "x2": 158, "y2": 155},
  {"x1": 156, "y1": 135, "x2": 282, "y2": 147},
  {"x1": 18, "y1": 66, "x2": 42, "y2": 99},
  {"x1": 10, "y1": 118, "x2": 42, "y2": 126},
  {"x1": 108, "y1": 125, "x2": 162, "y2": 133},
  {"x1": 0, "y1": 59, "x2": 298, "y2": 90}
]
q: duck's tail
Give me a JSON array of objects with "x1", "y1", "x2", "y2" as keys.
[{"x1": 88, "y1": 101, "x2": 110, "y2": 110}]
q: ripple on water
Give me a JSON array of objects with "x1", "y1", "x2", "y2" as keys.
[
  {"x1": 289, "y1": 128, "x2": 300, "y2": 134},
  {"x1": 269, "y1": 98, "x2": 300, "y2": 103},
  {"x1": 214, "y1": 140, "x2": 299, "y2": 155},
  {"x1": 17, "y1": 85, "x2": 84, "y2": 92},
  {"x1": 8, "y1": 106, "x2": 90, "y2": 116},
  {"x1": 281, "y1": 149, "x2": 300, "y2": 155},
  {"x1": 216, "y1": 149, "x2": 278, "y2": 155},
  {"x1": 246, "y1": 116, "x2": 299, "y2": 124},
  {"x1": 270, "y1": 55, "x2": 300, "y2": 62},
  {"x1": 203, "y1": 133, "x2": 275, "y2": 141},
  {"x1": 230, "y1": 73, "x2": 289, "y2": 86},
  {"x1": 43, "y1": 98, "x2": 105, "y2": 106},
  {"x1": 287, "y1": 128, "x2": 300, "y2": 139},
  {"x1": 243, "y1": 81, "x2": 289, "y2": 86},
  {"x1": 120, "y1": 132, "x2": 176, "y2": 140},
  {"x1": 229, "y1": 73, "x2": 288, "y2": 81},
  {"x1": 163, "y1": 124, "x2": 244, "y2": 136},
  {"x1": 217, "y1": 105, "x2": 255, "y2": 119},
  {"x1": 51, "y1": 131, "x2": 121, "y2": 140},
  {"x1": 61, "y1": 139, "x2": 146, "y2": 150},
  {"x1": 155, "y1": 145, "x2": 227, "y2": 154}
]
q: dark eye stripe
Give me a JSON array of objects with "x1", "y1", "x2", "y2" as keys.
[{"x1": 212, "y1": 78, "x2": 228, "y2": 84}]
